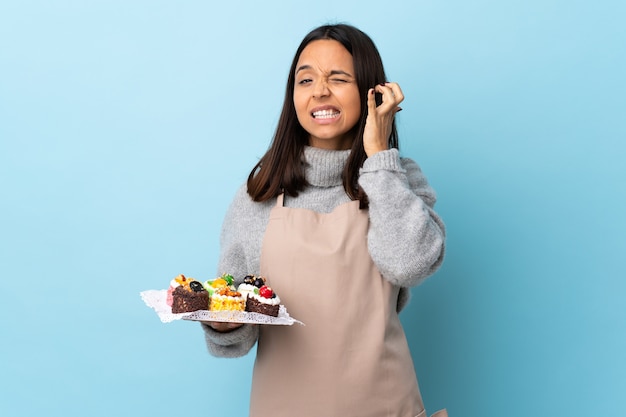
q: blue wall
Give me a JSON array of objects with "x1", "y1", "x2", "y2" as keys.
[{"x1": 1, "y1": 1, "x2": 624, "y2": 416}]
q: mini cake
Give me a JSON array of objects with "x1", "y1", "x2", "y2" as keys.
[
  {"x1": 171, "y1": 280, "x2": 209, "y2": 314},
  {"x1": 237, "y1": 275, "x2": 260, "y2": 299},
  {"x1": 245, "y1": 284, "x2": 281, "y2": 317},
  {"x1": 203, "y1": 273, "x2": 235, "y2": 296},
  {"x1": 209, "y1": 287, "x2": 245, "y2": 311},
  {"x1": 167, "y1": 274, "x2": 194, "y2": 306}
]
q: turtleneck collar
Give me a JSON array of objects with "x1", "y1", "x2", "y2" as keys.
[{"x1": 302, "y1": 146, "x2": 351, "y2": 188}]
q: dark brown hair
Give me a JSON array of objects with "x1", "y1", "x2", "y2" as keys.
[{"x1": 247, "y1": 24, "x2": 398, "y2": 207}]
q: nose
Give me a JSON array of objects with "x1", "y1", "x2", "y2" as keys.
[{"x1": 312, "y1": 80, "x2": 330, "y2": 98}]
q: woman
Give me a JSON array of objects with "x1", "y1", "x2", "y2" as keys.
[{"x1": 202, "y1": 23, "x2": 447, "y2": 417}]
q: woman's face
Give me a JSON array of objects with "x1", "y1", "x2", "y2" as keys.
[{"x1": 293, "y1": 40, "x2": 361, "y2": 150}]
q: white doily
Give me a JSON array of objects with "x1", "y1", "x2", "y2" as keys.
[{"x1": 140, "y1": 289, "x2": 303, "y2": 325}]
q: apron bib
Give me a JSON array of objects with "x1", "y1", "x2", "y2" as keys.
[{"x1": 250, "y1": 194, "x2": 427, "y2": 417}]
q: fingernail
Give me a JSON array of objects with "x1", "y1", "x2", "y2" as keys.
[
  {"x1": 397, "y1": 107, "x2": 403, "y2": 112},
  {"x1": 379, "y1": 82, "x2": 386, "y2": 86}
]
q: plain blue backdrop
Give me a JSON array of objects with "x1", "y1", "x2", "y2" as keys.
[{"x1": 1, "y1": 1, "x2": 625, "y2": 416}]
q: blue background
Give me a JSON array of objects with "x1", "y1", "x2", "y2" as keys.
[{"x1": 1, "y1": 1, "x2": 625, "y2": 416}]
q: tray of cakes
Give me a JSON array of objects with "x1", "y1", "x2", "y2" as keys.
[{"x1": 140, "y1": 274, "x2": 303, "y2": 325}]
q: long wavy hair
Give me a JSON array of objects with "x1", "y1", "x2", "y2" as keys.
[{"x1": 247, "y1": 24, "x2": 398, "y2": 208}]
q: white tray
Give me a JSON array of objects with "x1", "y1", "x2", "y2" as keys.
[{"x1": 140, "y1": 289, "x2": 303, "y2": 325}]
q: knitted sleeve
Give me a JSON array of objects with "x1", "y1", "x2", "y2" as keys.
[
  {"x1": 358, "y1": 149, "x2": 446, "y2": 289},
  {"x1": 201, "y1": 185, "x2": 271, "y2": 358},
  {"x1": 200, "y1": 322, "x2": 259, "y2": 358}
]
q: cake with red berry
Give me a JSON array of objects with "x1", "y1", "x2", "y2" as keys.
[{"x1": 240, "y1": 275, "x2": 281, "y2": 317}]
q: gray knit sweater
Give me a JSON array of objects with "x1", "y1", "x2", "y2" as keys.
[{"x1": 202, "y1": 146, "x2": 445, "y2": 358}]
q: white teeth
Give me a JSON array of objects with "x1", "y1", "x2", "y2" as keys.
[{"x1": 312, "y1": 109, "x2": 339, "y2": 119}]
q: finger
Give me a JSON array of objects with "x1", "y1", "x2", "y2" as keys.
[
  {"x1": 375, "y1": 83, "x2": 400, "y2": 108},
  {"x1": 367, "y1": 88, "x2": 377, "y2": 114},
  {"x1": 385, "y1": 82, "x2": 405, "y2": 104}
]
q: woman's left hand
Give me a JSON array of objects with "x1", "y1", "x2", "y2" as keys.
[{"x1": 363, "y1": 82, "x2": 404, "y2": 157}]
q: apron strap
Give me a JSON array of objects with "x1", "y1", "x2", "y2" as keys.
[{"x1": 276, "y1": 193, "x2": 284, "y2": 207}]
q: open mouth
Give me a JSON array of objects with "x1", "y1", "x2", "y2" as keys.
[{"x1": 312, "y1": 109, "x2": 340, "y2": 119}]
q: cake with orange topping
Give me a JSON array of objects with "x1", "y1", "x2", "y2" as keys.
[
  {"x1": 202, "y1": 273, "x2": 235, "y2": 296},
  {"x1": 210, "y1": 287, "x2": 245, "y2": 311},
  {"x1": 169, "y1": 275, "x2": 209, "y2": 314},
  {"x1": 203, "y1": 273, "x2": 245, "y2": 311}
]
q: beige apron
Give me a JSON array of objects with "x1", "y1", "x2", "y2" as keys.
[{"x1": 252, "y1": 194, "x2": 447, "y2": 417}]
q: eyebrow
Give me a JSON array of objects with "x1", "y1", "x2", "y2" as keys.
[{"x1": 295, "y1": 65, "x2": 353, "y2": 78}]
